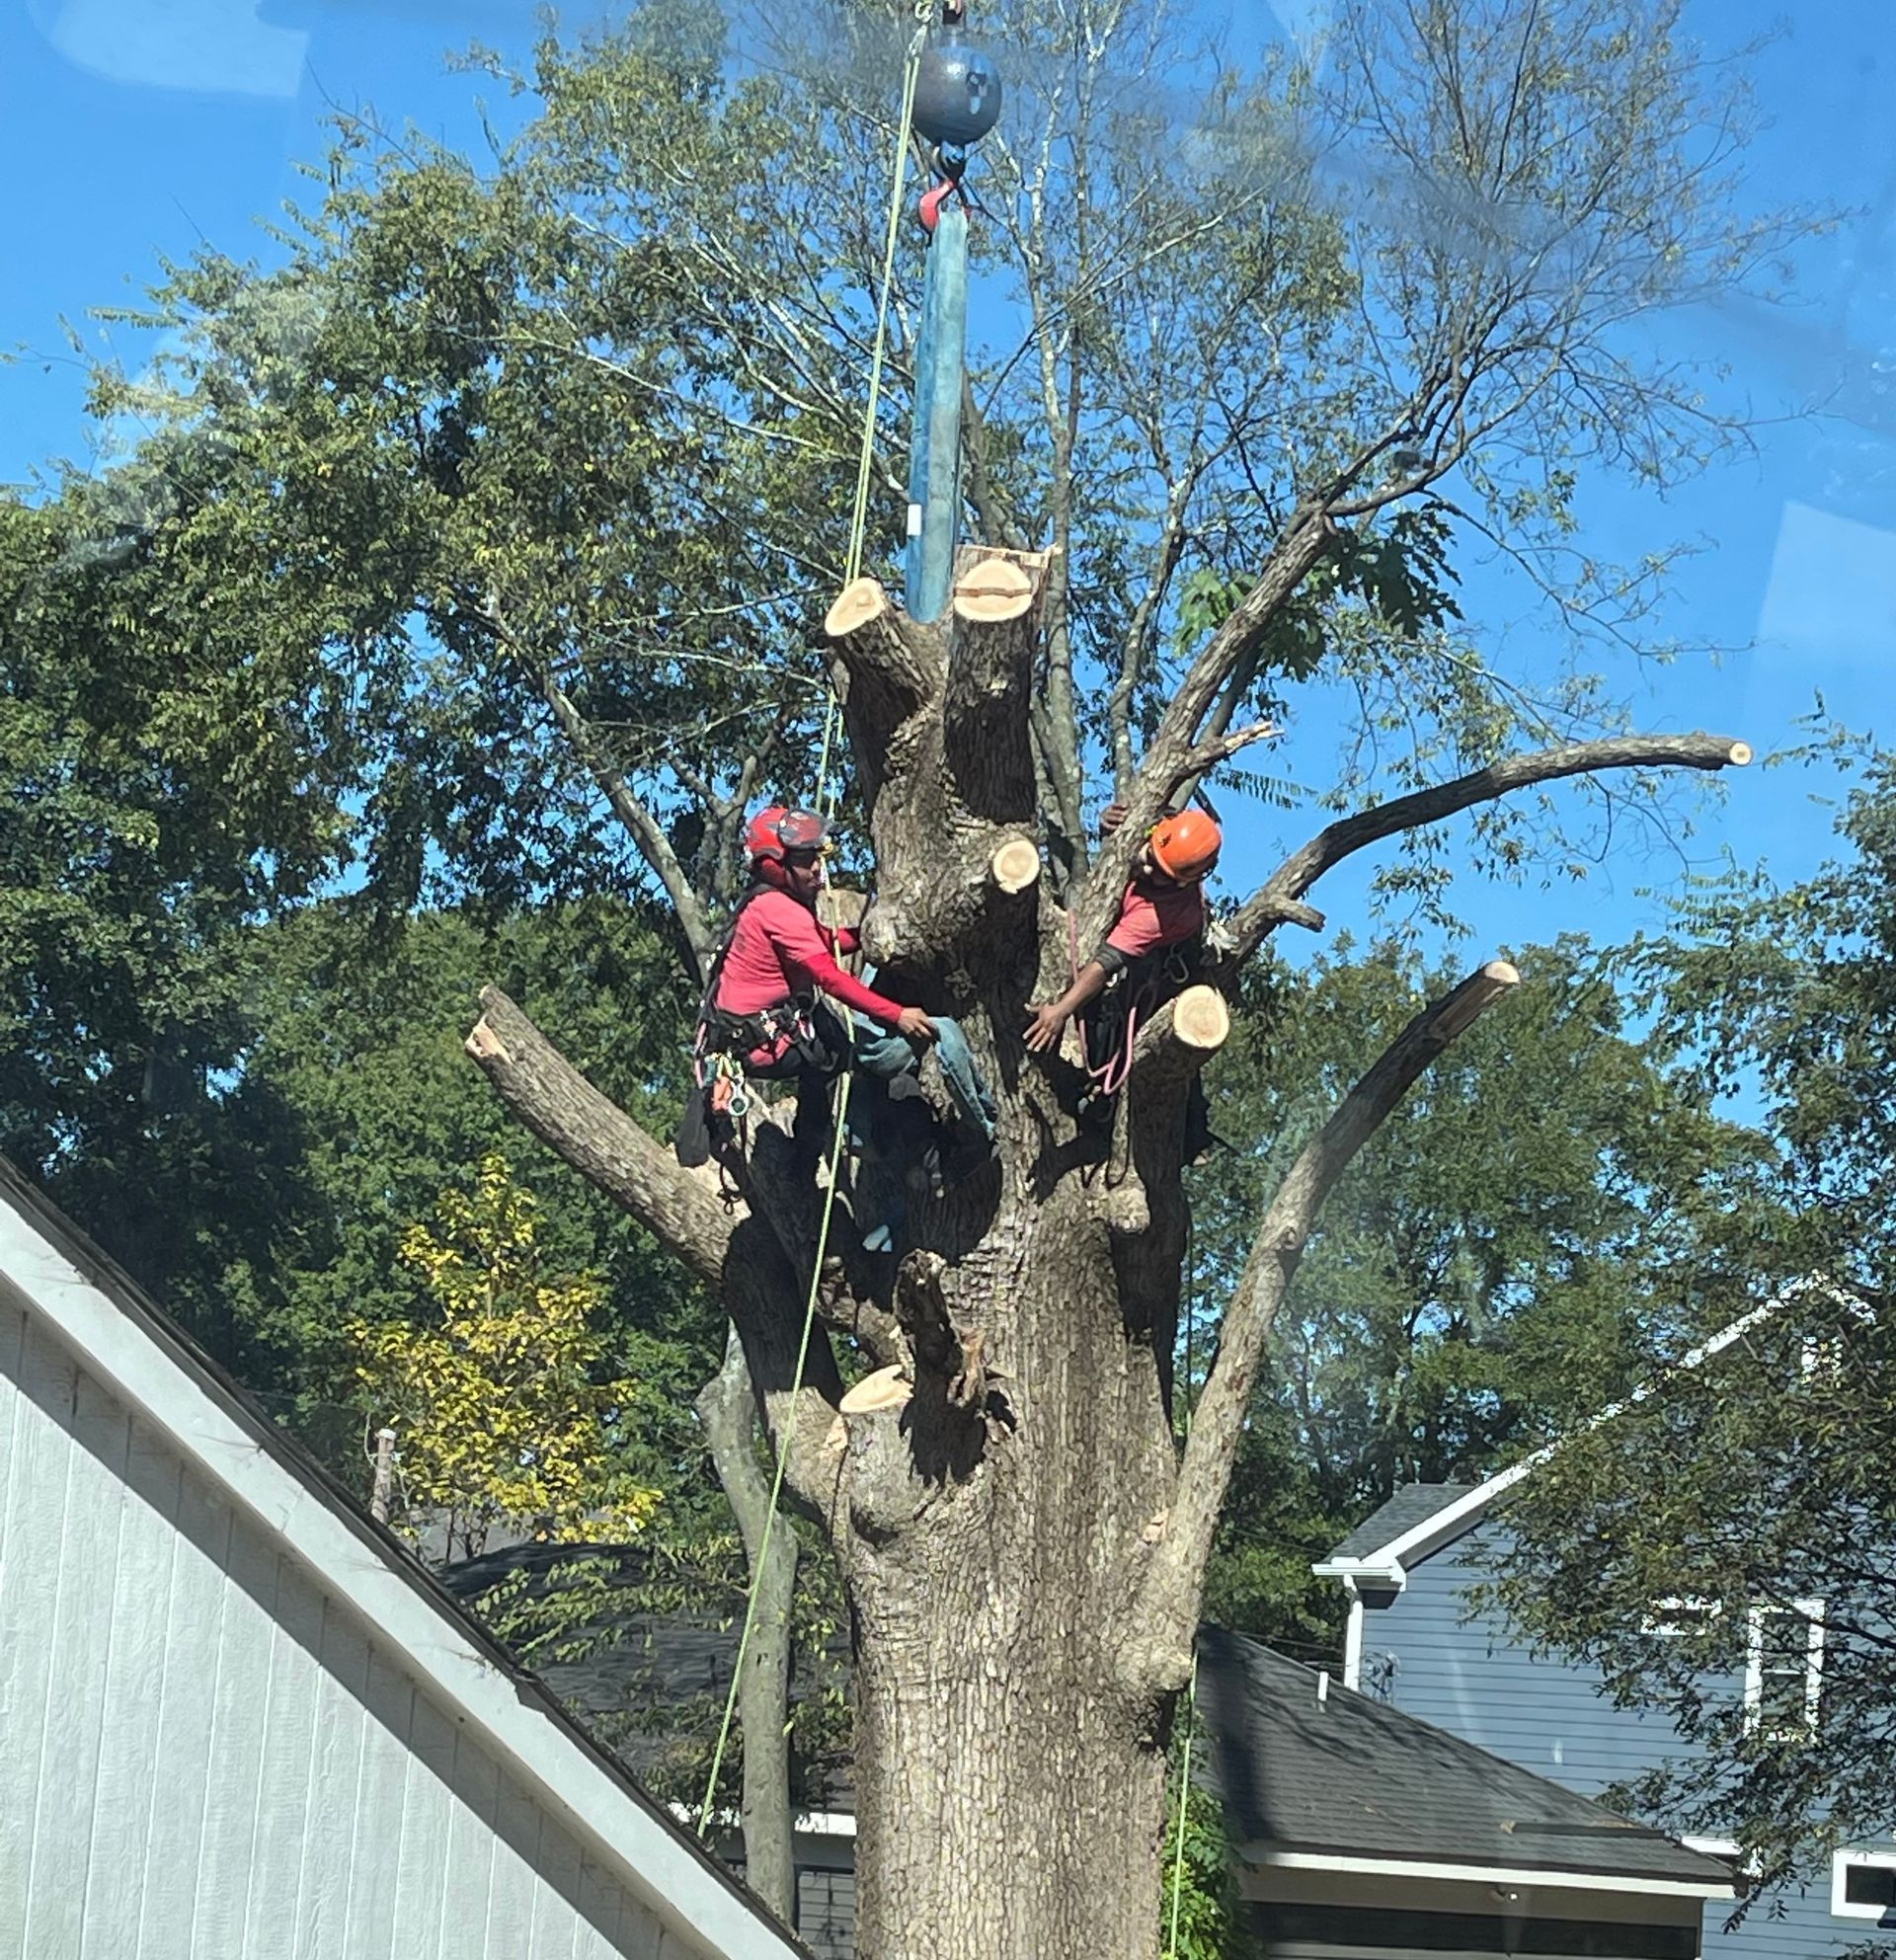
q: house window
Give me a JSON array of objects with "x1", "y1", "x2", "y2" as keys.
[
  {"x1": 1830, "y1": 1851, "x2": 1896, "y2": 1922},
  {"x1": 1744, "y1": 1601, "x2": 1824, "y2": 1739}
]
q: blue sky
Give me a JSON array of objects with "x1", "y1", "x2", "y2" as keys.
[{"x1": 3, "y1": 0, "x2": 1892, "y2": 965}]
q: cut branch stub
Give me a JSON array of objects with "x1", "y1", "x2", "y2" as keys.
[
  {"x1": 989, "y1": 837, "x2": 1042, "y2": 895},
  {"x1": 942, "y1": 544, "x2": 1046, "y2": 820},
  {"x1": 1170, "y1": 984, "x2": 1229, "y2": 1051},
  {"x1": 1434, "y1": 960, "x2": 1519, "y2": 1039},
  {"x1": 1128, "y1": 985, "x2": 1231, "y2": 1091},
  {"x1": 951, "y1": 556, "x2": 1035, "y2": 624},
  {"x1": 823, "y1": 578, "x2": 946, "y2": 808},
  {"x1": 839, "y1": 1365, "x2": 914, "y2": 1416}
]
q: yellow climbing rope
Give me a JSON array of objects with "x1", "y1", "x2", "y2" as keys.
[{"x1": 695, "y1": 9, "x2": 931, "y2": 1842}]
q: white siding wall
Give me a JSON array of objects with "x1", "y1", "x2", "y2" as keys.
[{"x1": 0, "y1": 1301, "x2": 679, "y2": 1960}]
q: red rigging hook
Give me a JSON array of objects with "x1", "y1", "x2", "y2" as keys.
[{"x1": 918, "y1": 176, "x2": 958, "y2": 235}]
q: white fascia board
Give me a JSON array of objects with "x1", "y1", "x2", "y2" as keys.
[
  {"x1": 0, "y1": 1203, "x2": 805, "y2": 1960},
  {"x1": 1309, "y1": 1558, "x2": 1407, "y2": 1587},
  {"x1": 795, "y1": 1812, "x2": 859, "y2": 1839},
  {"x1": 1251, "y1": 1850, "x2": 1734, "y2": 1901},
  {"x1": 680, "y1": 1806, "x2": 859, "y2": 1842}
]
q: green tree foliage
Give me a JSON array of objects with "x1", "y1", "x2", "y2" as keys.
[
  {"x1": 1160, "y1": 1776, "x2": 1259, "y2": 1960},
  {"x1": 1195, "y1": 938, "x2": 1773, "y2": 1647},
  {"x1": 1487, "y1": 755, "x2": 1896, "y2": 1905},
  {"x1": 358, "y1": 1154, "x2": 666, "y2": 1558}
]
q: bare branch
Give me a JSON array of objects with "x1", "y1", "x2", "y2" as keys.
[
  {"x1": 1215, "y1": 731, "x2": 1753, "y2": 974},
  {"x1": 474, "y1": 593, "x2": 717, "y2": 972},
  {"x1": 1129, "y1": 959, "x2": 1523, "y2": 1686},
  {"x1": 466, "y1": 988, "x2": 844, "y2": 1510}
]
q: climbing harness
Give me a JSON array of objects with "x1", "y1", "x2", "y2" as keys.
[{"x1": 1067, "y1": 903, "x2": 1194, "y2": 1101}]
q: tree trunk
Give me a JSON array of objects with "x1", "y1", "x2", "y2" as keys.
[
  {"x1": 469, "y1": 547, "x2": 1748, "y2": 1959},
  {"x1": 840, "y1": 1207, "x2": 1183, "y2": 1960},
  {"x1": 697, "y1": 1330, "x2": 800, "y2": 1922},
  {"x1": 852, "y1": 1632, "x2": 1170, "y2": 1959}
]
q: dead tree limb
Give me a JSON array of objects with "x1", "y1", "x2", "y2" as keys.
[
  {"x1": 1214, "y1": 733, "x2": 1754, "y2": 976},
  {"x1": 1127, "y1": 960, "x2": 1522, "y2": 1688}
]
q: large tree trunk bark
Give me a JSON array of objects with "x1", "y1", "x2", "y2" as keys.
[
  {"x1": 852, "y1": 1632, "x2": 1169, "y2": 1958},
  {"x1": 841, "y1": 1210, "x2": 1182, "y2": 1960}
]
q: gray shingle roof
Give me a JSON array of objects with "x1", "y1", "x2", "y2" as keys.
[
  {"x1": 1195, "y1": 1627, "x2": 1731, "y2": 1888},
  {"x1": 1322, "y1": 1481, "x2": 1479, "y2": 1561}
]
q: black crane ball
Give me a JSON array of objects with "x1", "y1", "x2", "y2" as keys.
[{"x1": 911, "y1": 28, "x2": 1003, "y2": 149}]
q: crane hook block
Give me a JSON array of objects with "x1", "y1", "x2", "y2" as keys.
[{"x1": 912, "y1": 25, "x2": 1003, "y2": 149}]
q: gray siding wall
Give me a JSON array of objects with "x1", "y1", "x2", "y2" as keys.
[
  {"x1": 0, "y1": 1302, "x2": 686, "y2": 1960},
  {"x1": 1363, "y1": 1527, "x2": 1692, "y2": 1799},
  {"x1": 1366, "y1": 1523, "x2": 1896, "y2": 1960}
]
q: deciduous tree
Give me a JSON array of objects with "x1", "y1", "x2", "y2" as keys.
[{"x1": 21, "y1": 0, "x2": 1799, "y2": 1947}]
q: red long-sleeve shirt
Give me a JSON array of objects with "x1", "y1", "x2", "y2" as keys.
[{"x1": 714, "y1": 888, "x2": 908, "y2": 1030}]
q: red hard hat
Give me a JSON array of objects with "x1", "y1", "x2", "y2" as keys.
[
  {"x1": 745, "y1": 805, "x2": 830, "y2": 864},
  {"x1": 1148, "y1": 809, "x2": 1222, "y2": 882}
]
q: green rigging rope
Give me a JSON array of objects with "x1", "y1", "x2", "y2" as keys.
[{"x1": 694, "y1": 12, "x2": 930, "y2": 1843}]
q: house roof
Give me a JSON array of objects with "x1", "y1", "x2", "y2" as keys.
[
  {"x1": 440, "y1": 1542, "x2": 854, "y2": 1812},
  {"x1": 0, "y1": 1157, "x2": 810, "y2": 1960},
  {"x1": 1194, "y1": 1626, "x2": 1733, "y2": 1897},
  {"x1": 1319, "y1": 1483, "x2": 1478, "y2": 1564}
]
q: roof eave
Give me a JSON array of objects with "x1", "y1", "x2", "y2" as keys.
[
  {"x1": 1309, "y1": 1557, "x2": 1407, "y2": 1587},
  {"x1": 1241, "y1": 1847, "x2": 1736, "y2": 1900}
]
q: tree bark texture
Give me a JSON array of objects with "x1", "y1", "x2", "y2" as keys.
[
  {"x1": 696, "y1": 1330, "x2": 800, "y2": 1922},
  {"x1": 470, "y1": 546, "x2": 1751, "y2": 1959}
]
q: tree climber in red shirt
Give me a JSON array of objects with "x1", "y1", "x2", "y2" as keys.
[
  {"x1": 685, "y1": 807, "x2": 995, "y2": 1241},
  {"x1": 712, "y1": 806, "x2": 937, "y2": 1068},
  {"x1": 1024, "y1": 806, "x2": 1222, "y2": 1157}
]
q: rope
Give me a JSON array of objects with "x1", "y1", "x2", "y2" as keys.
[
  {"x1": 694, "y1": 9, "x2": 931, "y2": 1840},
  {"x1": 1166, "y1": 1656, "x2": 1199, "y2": 1958}
]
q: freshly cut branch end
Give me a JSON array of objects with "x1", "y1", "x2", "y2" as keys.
[
  {"x1": 824, "y1": 577, "x2": 890, "y2": 639},
  {"x1": 464, "y1": 1019, "x2": 512, "y2": 1064},
  {"x1": 1433, "y1": 960, "x2": 1519, "y2": 1041},
  {"x1": 1728, "y1": 741, "x2": 1753, "y2": 767},
  {"x1": 951, "y1": 556, "x2": 1035, "y2": 624},
  {"x1": 839, "y1": 1364, "x2": 913, "y2": 1416},
  {"x1": 989, "y1": 837, "x2": 1042, "y2": 894},
  {"x1": 1170, "y1": 984, "x2": 1230, "y2": 1053}
]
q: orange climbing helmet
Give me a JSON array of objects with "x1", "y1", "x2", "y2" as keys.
[{"x1": 1147, "y1": 809, "x2": 1222, "y2": 883}]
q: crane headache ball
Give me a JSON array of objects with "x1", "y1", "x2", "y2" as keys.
[{"x1": 912, "y1": 27, "x2": 1003, "y2": 148}]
